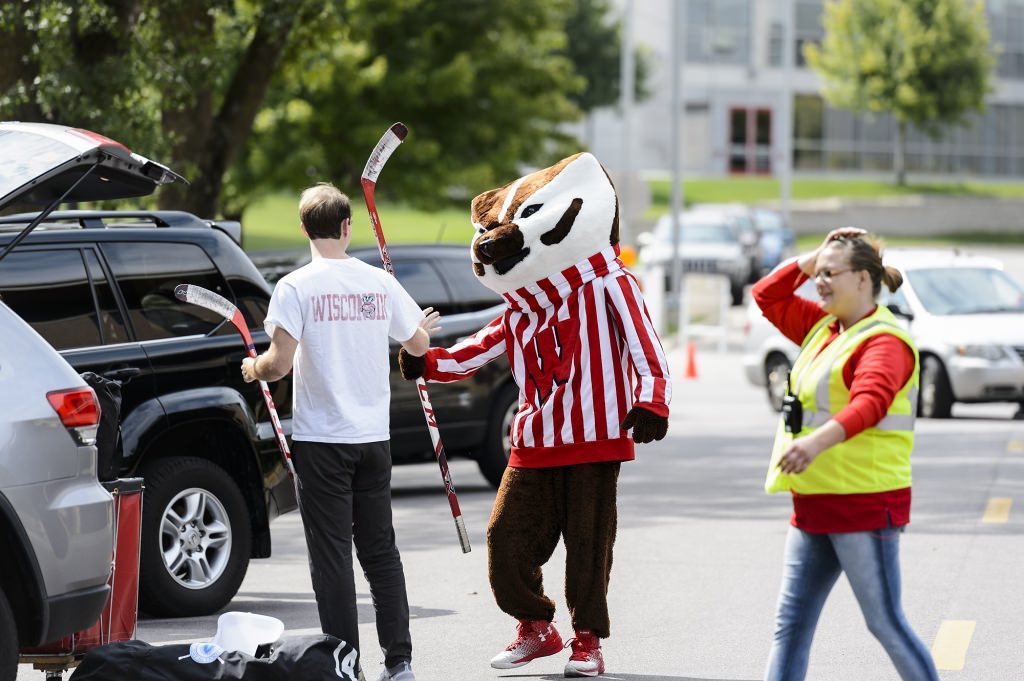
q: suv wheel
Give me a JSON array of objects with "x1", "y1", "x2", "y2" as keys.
[
  {"x1": 0, "y1": 590, "x2": 15, "y2": 681},
  {"x1": 477, "y1": 383, "x2": 520, "y2": 488},
  {"x1": 920, "y1": 355, "x2": 954, "y2": 419},
  {"x1": 765, "y1": 353, "x2": 792, "y2": 413},
  {"x1": 139, "y1": 457, "x2": 251, "y2": 617}
]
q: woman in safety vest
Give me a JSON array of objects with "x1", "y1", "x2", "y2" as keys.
[{"x1": 754, "y1": 228, "x2": 938, "y2": 681}]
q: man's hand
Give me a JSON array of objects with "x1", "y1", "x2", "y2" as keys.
[
  {"x1": 241, "y1": 356, "x2": 258, "y2": 383},
  {"x1": 621, "y1": 406, "x2": 668, "y2": 444},
  {"x1": 419, "y1": 306, "x2": 441, "y2": 339}
]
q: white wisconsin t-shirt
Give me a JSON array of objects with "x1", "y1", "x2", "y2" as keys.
[{"x1": 264, "y1": 256, "x2": 422, "y2": 443}]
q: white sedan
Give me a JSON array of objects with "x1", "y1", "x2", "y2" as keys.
[{"x1": 743, "y1": 249, "x2": 1024, "y2": 418}]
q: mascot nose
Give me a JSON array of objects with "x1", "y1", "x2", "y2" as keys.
[{"x1": 477, "y1": 238, "x2": 496, "y2": 261}]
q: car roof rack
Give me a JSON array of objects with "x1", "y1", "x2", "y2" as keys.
[{"x1": 0, "y1": 209, "x2": 241, "y2": 243}]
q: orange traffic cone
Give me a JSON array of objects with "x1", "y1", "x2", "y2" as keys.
[{"x1": 684, "y1": 340, "x2": 699, "y2": 379}]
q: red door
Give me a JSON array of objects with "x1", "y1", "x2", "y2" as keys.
[{"x1": 729, "y1": 107, "x2": 772, "y2": 175}]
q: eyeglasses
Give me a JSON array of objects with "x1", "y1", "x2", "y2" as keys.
[{"x1": 812, "y1": 268, "x2": 856, "y2": 282}]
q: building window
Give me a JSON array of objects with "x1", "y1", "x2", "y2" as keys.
[
  {"x1": 767, "y1": 21, "x2": 784, "y2": 67},
  {"x1": 795, "y1": 0, "x2": 824, "y2": 67},
  {"x1": 989, "y1": 1, "x2": 1024, "y2": 80},
  {"x1": 686, "y1": 0, "x2": 750, "y2": 65}
]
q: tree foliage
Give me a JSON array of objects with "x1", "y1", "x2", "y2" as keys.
[
  {"x1": 805, "y1": 0, "x2": 994, "y2": 184},
  {"x1": 562, "y1": 0, "x2": 650, "y2": 112},
  {"x1": 1, "y1": 0, "x2": 633, "y2": 217}
]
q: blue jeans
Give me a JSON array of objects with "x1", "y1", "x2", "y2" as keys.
[{"x1": 764, "y1": 526, "x2": 939, "y2": 681}]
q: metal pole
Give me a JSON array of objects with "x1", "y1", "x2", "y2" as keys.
[
  {"x1": 620, "y1": 0, "x2": 635, "y2": 247},
  {"x1": 669, "y1": 0, "x2": 685, "y2": 344},
  {"x1": 779, "y1": 0, "x2": 795, "y2": 223}
]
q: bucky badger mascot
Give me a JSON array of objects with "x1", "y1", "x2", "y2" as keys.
[{"x1": 400, "y1": 152, "x2": 670, "y2": 677}]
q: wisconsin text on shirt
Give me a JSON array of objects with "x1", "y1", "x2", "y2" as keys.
[{"x1": 311, "y1": 293, "x2": 389, "y2": 322}]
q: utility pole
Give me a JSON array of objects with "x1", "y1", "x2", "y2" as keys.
[
  {"x1": 620, "y1": 0, "x2": 635, "y2": 247},
  {"x1": 779, "y1": 0, "x2": 795, "y2": 223},
  {"x1": 669, "y1": 0, "x2": 685, "y2": 342}
]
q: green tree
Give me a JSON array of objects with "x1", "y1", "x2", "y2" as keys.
[
  {"x1": 563, "y1": 0, "x2": 650, "y2": 113},
  {"x1": 2, "y1": 0, "x2": 617, "y2": 218},
  {"x1": 0, "y1": 0, "x2": 320, "y2": 216},
  {"x1": 232, "y1": 0, "x2": 587, "y2": 214},
  {"x1": 805, "y1": 0, "x2": 994, "y2": 185}
]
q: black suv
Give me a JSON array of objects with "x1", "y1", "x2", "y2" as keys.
[
  {"x1": 260, "y1": 244, "x2": 519, "y2": 488},
  {"x1": 0, "y1": 210, "x2": 296, "y2": 618}
]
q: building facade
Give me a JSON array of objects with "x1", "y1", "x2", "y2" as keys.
[{"x1": 586, "y1": 0, "x2": 1024, "y2": 180}]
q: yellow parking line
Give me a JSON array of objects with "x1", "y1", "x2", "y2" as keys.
[
  {"x1": 931, "y1": 620, "x2": 976, "y2": 671},
  {"x1": 1009, "y1": 439, "x2": 1024, "y2": 453},
  {"x1": 982, "y1": 498, "x2": 1012, "y2": 523}
]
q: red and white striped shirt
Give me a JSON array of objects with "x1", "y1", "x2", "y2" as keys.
[{"x1": 422, "y1": 246, "x2": 671, "y2": 468}]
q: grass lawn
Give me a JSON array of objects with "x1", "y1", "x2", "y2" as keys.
[
  {"x1": 645, "y1": 177, "x2": 1024, "y2": 219},
  {"x1": 242, "y1": 177, "x2": 1024, "y2": 253},
  {"x1": 241, "y1": 193, "x2": 471, "y2": 252},
  {"x1": 794, "y1": 231, "x2": 1024, "y2": 250}
]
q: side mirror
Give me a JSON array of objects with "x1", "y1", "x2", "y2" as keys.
[{"x1": 886, "y1": 303, "x2": 914, "y2": 321}]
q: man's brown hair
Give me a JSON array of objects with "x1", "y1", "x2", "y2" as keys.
[{"x1": 299, "y1": 183, "x2": 351, "y2": 239}]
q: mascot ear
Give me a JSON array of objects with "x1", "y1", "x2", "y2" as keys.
[{"x1": 472, "y1": 187, "x2": 505, "y2": 227}]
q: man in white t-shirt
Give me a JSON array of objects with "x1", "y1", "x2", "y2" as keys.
[{"x1": 241, "y1": 183, "x2": 438, "y2": 681}]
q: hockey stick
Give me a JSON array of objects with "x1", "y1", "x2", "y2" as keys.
[
  {"x1": 361, "y1": 123, "x2": 471, "y2": 554},
  {"x1": 173, "y1": 284, "x2": 295, "y2": 481}
]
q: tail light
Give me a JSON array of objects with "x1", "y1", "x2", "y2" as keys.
[{"x1": 47, "y1": 387, "x2": 101, "y2": 446}]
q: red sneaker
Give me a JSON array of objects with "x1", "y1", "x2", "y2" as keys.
[
  {"x1": 490, "y1": 619, "x2": 564, "y2": 669},
  {"x1": 563, "y1": 630, "x2": 605, "y2": 677}
]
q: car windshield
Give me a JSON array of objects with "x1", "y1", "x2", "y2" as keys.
[
  {"x1": 0, "y1": 130, "x2": 79, "y2": 202},
  {"x1": 907, "y1": 267, "x2": 1024, "y2": 315},
  {"x1": 654, "y1": 219, "x2": 735, "y2": 244}
]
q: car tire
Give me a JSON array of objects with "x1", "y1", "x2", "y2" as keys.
[
  {"x1": 919, "y1": 355, "x2": 954, "y2": 419},
  {"x1": 477, "y1": 383, "x2": 520, "y2": 488},
  {"x1": 0, "y1": 590, "x2": 15, "y2": 681},
  {"x1": 764, "y1": 353, "x2": 792, "y2": 413},
  {"x1": 138, "y1": 457, "x2": 251, "y2": 617}
]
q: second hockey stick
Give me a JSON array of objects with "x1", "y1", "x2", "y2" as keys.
[{"x1": 174, "y1": 284, "x2": 295, "y2": 482}]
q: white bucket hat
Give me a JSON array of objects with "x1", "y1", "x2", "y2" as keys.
[{"x1": 188, "y1": 611, "x2": 285, "y2": 664}]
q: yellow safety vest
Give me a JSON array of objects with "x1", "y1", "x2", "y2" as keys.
[{"x1": 765, "y1": 305, "x2": 919, "y2": 495}]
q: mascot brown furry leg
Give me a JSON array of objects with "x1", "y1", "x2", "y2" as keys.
[{"x1": 399, "y1": 153, "x2": 670, "y2": 677}]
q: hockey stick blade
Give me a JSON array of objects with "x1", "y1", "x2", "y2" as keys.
[
  {"x1": 361, "y1": 123, "x2": 408, "y2": 183},
  {"x1": 174, "y1": 284, "x2": 237, "y2": 321}
]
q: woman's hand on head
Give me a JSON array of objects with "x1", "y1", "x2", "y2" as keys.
[
  {"x1": 799, "y1": 227, "x2": 868, "y2": 275},
  {"x1": 822, "y1": 227, "x2": 867, "y2": 249}
]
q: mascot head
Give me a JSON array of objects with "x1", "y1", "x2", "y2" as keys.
[{"x1": 470, "y1": 152, "x2": 619, "y2": 294}]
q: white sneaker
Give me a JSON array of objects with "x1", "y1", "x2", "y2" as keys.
[{"x1": 376, "y1": 661, "x2": 416, "y2": 681}]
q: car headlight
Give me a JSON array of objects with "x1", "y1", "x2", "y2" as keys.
[{"x1": 956, "y1": 344, "x2": 1008, "y2": 361}]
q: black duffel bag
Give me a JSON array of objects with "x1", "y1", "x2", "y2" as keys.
[{"x1": 69, "y1": 635, "x2": 358, "y2": 681}]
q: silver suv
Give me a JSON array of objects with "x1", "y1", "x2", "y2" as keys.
[
  {"x1": 638, "y1": 208, "x2": 754, "y2": 305},
  {"x1": 1, "y1": 121, "x2": 187, "y2": 679},
  {"x1": 0, "y1": 302, "x2": 113, "y2": 681}
]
